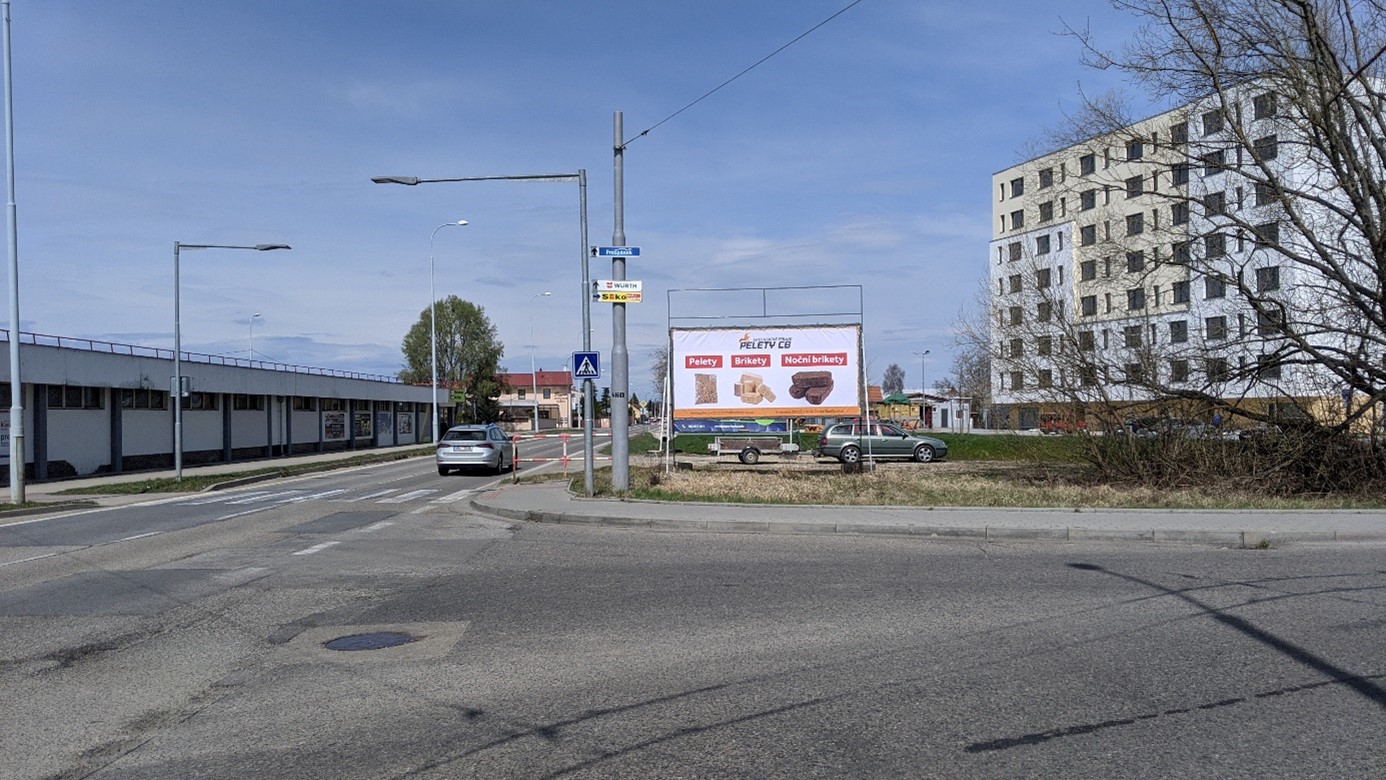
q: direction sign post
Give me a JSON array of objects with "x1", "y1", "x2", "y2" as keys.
[{"x1": 596, "y1": 246, "x2": 641, "y2": 257}]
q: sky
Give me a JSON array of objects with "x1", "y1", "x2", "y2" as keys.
[{"x1": 10, "y1": 0, "x2": 1164, "y2": 399}]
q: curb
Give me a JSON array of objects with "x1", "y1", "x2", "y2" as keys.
[{"x1": 467, "y1": 497, "x2": 1386, "y2": 548}]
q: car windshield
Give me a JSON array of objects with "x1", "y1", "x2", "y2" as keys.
[{"x1": 443, "y1": 430, "x2": 487, "y2": 442}]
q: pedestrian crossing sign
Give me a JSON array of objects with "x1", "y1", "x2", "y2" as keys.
[{"x1": 573, "y1": 351, "x2": 601, "y2": 379}]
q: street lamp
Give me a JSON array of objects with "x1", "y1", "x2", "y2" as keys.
[
  {"x1": 528, "y1": 291, "x2": 552, "y2": 431},
  {"x1": 372, "y1": 171, "x2": 597, "y2": 496},
  {"x1": 248, "y1": 312, "x2": 262, "y2": 360},
  {"x1": 913, "y1": 349, "x2": 930, "y2": 429},
  {"x1": 429, "y1": 220, "x2": 468, "y2": 443},
  {"x1": 173, "y1": 242, "x2": 290, "y2": 479}
]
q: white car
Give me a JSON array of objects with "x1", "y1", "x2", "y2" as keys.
[{"x1": 436, "y1": 424, "x2": 513, "y2": 475}]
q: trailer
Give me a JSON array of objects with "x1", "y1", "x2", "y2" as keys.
[{"x1": 707, "y1": 435, "x2": 800, "y2": 465}]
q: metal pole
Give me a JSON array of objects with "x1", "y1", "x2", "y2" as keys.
[
  {"x1": 611, "y1": 111, "x2": 629, "y2": 491},
  {"x1": 173, "y1": 241, "x2": 183, "y2": 479},
  {"x1": 579, "y1": 170, "x2": 594, "y2": 496},
  {"x1": 3, "y1": 0, "x2": 21, "y2": 502},
  {"x1": 428, "y1": 221, "x2": 466, "y2": 443},
  {"x1": 528, "y1": 291, "x2": 550, "y2": 431}
]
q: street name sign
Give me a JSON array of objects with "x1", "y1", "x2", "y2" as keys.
[{"x1": 596, "y1": 246, "x2": 641, "y2": 257}]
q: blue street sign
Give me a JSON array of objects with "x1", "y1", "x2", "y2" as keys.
[
  {"x1": 573, "y1": 351, "x2": 601, "y2": 379},
  {"x1": 596, "y1": 246, "x2": 641, "y2": 257}
]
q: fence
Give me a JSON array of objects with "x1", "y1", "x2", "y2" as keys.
[{"x1": 509, "y1": 431, "x2": 612, "y2": 482}]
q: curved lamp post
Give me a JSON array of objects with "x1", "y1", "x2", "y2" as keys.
[
  {"x1": 174, "y1": 242, "x2": 290, "y2": 479},
  {"x1": 913, "y1": 349, "x2": 930, "y2": 428},
  {"x1": 528, "y1": 291, "x2": 551, "y2": 431},
  {"x1": 249, "y1": 312, "x2": 262, "y2": 360},
  {"x1": 429, "y1": 220, "x2": 468, "y2": 443}
]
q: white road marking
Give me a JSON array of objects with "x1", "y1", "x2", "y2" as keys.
[
  {"x1": 292, "y1": 541, "x2": 340, "y2": 556},
  {"x1": 284, "y1": 489, "x2": 347, "y2": 503},
  {"x1": 113, "y1": 531, "x2": 163, "y2": 543},
  {"x1": 184, "y1": 491, "x2": 271, "y2": 505},
  {"x1": 0, "y1": 551, "x2": 62, "y2": 567},
  {"x1": 226, "y1": 490, "x2": 305, "y2": 505},
  {"x1": 354, "y1": 489, "x2": 398, "y2": 501},
  {"x1": 358, "y1": 521, "x2": 395, "y2": 533},
  {"x1": 377, "y1": 489, "x2": 437, "y2": 504},
  {"x1": 432, "y1": 488, "x2": 479, "y2": 503}
]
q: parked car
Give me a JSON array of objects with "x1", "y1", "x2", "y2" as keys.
[
  {"x1": 1040, "y1": 414, "x2": 1087, "y2": 435},
  {"x1": 436, "y1": 423, "x2": 513, "y2": 475},
  {"x1": 816, "y1": 421, "x2": 948, "y2": 464}
]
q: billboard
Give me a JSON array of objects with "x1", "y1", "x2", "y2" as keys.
[{"x1": 670, "y1": 324, "x2": 862, "y2": 419}]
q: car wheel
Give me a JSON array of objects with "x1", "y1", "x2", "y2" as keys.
[
  {"x1": 738, "y1": 447, "x2": 760, "y2": 465},
  {"x1": 839, "y1": 445, "x2": 861, "y2": 464},
  {"x1": 438, "y1": 466, "x2": 450, "y2": 476},
  {"x1": 913, "y1": 444, "x2": 935, "y2": 463}
]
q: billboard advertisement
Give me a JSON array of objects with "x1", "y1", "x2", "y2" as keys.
[{"x1": 670, "y1": 324, "x2": 862, "y2": 419}]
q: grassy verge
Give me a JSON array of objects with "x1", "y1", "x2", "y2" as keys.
[{"x1": 50, "y1": 447, "x2": 435, "y2": 496}]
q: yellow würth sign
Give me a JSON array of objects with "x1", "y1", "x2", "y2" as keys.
[{"x1": 598, "y1": 291, "x2": 643, "y2": 303}]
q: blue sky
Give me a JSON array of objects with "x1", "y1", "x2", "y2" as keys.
[{"x1": 12, "y1": 0, "x2": 1159, "y2": 398}]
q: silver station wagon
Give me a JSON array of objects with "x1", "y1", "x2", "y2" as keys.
[{"x1": 816, "y1": 421, "x2": 948, "y2": 464}]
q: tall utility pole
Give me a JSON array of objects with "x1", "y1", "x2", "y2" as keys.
[
  {"x1": 3, "y1": 0, "x2": 22, "y2": 503},
  {"x1": 610, "y1": 112, "x2": 630, "y2": 491}
]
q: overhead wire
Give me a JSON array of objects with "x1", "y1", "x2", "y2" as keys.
[{"x1": 621, "y1": 0, "x2": 867, "y2": 148}]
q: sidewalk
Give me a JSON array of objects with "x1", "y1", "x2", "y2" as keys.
[{"x1": 470, "y1": 482, "x2": 1386, "y2": 548}]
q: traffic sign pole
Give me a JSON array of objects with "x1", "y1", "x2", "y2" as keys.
[{"x1": 611, "y1": 111, "x2": 629, "y2": 492}]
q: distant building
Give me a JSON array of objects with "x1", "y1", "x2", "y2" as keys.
[{"x1": 496, "y1": 371, "x2": 574, "y2": 431}]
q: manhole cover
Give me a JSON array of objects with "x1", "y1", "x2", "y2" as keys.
[{"x1": 323, "y1": 631, "x2": 419, "y2": 652}]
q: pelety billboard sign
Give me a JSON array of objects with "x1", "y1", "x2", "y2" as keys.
[{"x1": 669, "y1": 324, "x2": 862, "y2": 419}]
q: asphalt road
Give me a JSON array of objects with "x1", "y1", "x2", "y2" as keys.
[{"x1": 1, "y1": 455, "x2": 1383, "y2": 779}]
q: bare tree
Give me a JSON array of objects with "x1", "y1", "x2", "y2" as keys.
[
  {"x1": 881, "y1": 363, "x2": 906, "y2": 395},
  {"x1": 1061, "y1": 0, "x2": 1386, "y2": 434}
]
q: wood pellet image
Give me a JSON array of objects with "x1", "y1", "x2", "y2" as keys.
[{"x1": 694, "y1": 373, "x2": 718, "y2": 404}]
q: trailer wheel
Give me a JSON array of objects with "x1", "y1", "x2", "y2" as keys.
[{"x1": 738, "y1": 447, "x2": 761, "y2": 465}]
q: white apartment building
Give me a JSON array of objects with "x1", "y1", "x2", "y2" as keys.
[{"x1": 988, "y1": 85, "x2": 1332, "y2": 429}]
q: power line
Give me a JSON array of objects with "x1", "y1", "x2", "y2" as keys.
[{"x1": 621, "y1": 0, "x2": 867, "y2": 148}]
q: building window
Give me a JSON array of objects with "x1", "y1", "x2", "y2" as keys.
[
  {"x1": 1036, "y1": 234, "x2": 1051, "y2": 254},
  {"x1": 1255, "y1": 182, "x2": 1275, "y2": 207},
  {"x1": 1256, "y1": 265, "x2": 1281, "y2": 292},
  {"x1": 1201, "y1": 149, "x2": 1226, "y2": 176},
  {"x1": 1170, "y1": 320, "x2": 1189, "y2": 343},
  {"x1": 1080, "y1": 224, "x2": 1097, "y2": 246},
  {"x1": 1253, "y1": 92, "x2": 1277, "y2": 120},
  {"x1": 1172, "y1": 202, "x2": 1189, "y2": 225},
  {"x1": 1080, "y1": 295, "x2": 1097, "y2": 316},
  {"x1": 1126, "y1": 139, "x2": 1144, "y2": 160},
  {"x1": 1126, "y1": 251, "x2": 1145, "y2": 273},
  {"x1": 1253, "y1": 135, "x2": 1279, "y2": 162},
  {"x1": 1172, "y1": 280, "x2": 1191, "y2": 303},
  {"x1": 1172, "y1": 163, "x2": 1190, "y2": 185},
  {"x1": 1036, "y1": 267, "x2": 1052, "y2": 287},
  {"x1": 1037, "y1": 301, "x2": 1053, "y2": 322},
  {"x1": 1125, "y1": 175, "x2": 1143, "y2": 198},
  {"x1": 1127, "y1": 287, "x2": 1146, "y2": 310},
  {"x1": 1008, "y1": 242, "x2": 1022, "y2": 262},
  {"x1": 291, "y1": 396, "x2": 318, "y2": 411},
  {"x1": 1203, "y1": 191, "x2": 1226, "y2": 216},
  {"x1": 1080, "y1": 259, "x2": 1097, "y2": 281},
  {"x1": 1038, "y1": 336, "x2": 1053, "y2": 356},
  {"x1": 1126, "y1": 213, "x2": 1144, "y2": 236},
  {"x1": 1206, "y1": 357, "x2": 1230, "y2": 382},
  {"x1": 1008, "y1": 306, "x2": 1023, "y2": 326},
  {"x1": 1039, "y1": 201, "x2": 1054, "y2": 222},
  {"x1": 1125, "y1": 363, "x2": 1146, "y2": 384},
  {"x1": 1254, "y1": 222, "x2": 1280, "y2": 247},
  {"x1": 1038, "y1": 369, "x2": 1054, "y2": 388},
  {"x1": 1009, "y1": 338, "x2": 1024, "y2": 358},
  {"x1": 1205, "y1": 275, "x2": 1226, "y2": 298},
  {"x1": 1080, "y1": 153, "x2": 1096, "y2": 175},
  {"x1": 1206, "y1": 315, "x2": 1228, "y2": 341},
  {"x1": 1080, "y1": 189, "x2": 1097, "y2": 210},
  {"x1": 1257, "y1": 309, "x2": 1285, "y2": 336},
  {"x1": 1173, "y1": 240, "x2": 1192, "y2": 265},
  {"x1": 46, "y1": 385, "x2": 105, "y2": 410},
  {"x1": 1123, "y1": 325, "x2": 1143, "y2": 348},
  {"x1": 1205, "y1": 232, "x2": 1226, "y2": 258},
  {"x1": 1171, "y1": 359, "x2": 1190, "y2": 382},
  {"x1": 1202, "y1": 109, "x2": 1225, "y2": 135},
  {"x1": 1010, "y1": 209, "x2": 1025, "y2": 229},
  {"x1": 119, "y1": 388, "x2": 168, "y2": 410},
  {"x1": 1038, "y1": 167, "x2": 1054, "y2": 189},
  {"x1": 1010, "y1": 177, "x2": 1025, "y2": 198},
  {"x1": 1078, "y1": 330, "x2": 1096, "y2": 351},
  {"x1": 1256, "y1": 355, "x2": 1282, "y2": 380},
  {"x1": 232, "y1": 394, "x2": 263, "y2": 411},
  {"x1": 1010, "y1": 371, "x2": 1024, "y2": 391},
  {"x1": 1170, "y1": 121, "x2": 1189, "y2": 144},
  {"x1": 1008, "y1": 274, "x2": 1022, "y2": 293}
]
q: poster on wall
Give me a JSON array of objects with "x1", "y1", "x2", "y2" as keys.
[
  {"x1": 375, "y1": 412, "x2": 393, "y2": 437},
  {"x1": 396, "y1": 413, "x2": 413, "y2": 436},
  {"x1": 353, "y1": 411, "x2": 373, "y2": 438},
  {"x1": 323, "y1": 411, "x2": 347, "y2": 441},
  {"x1": 670, "y1": 324, "x2": 862, "y2": 419}
]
